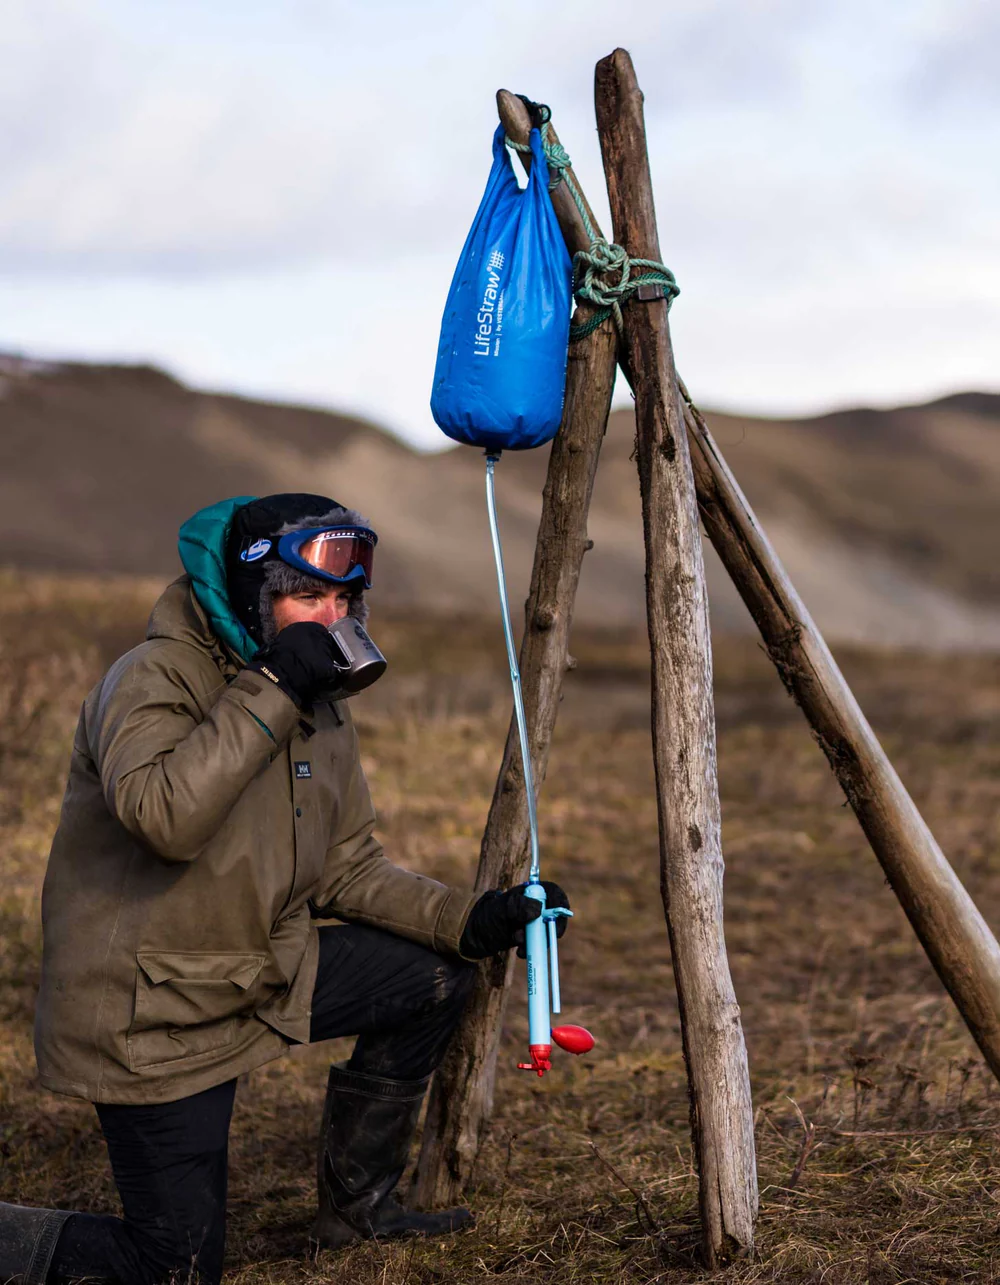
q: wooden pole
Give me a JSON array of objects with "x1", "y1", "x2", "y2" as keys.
[
  {"x1": 410, "y1": 98, "x2": 619, "y2": 1208},
  {"x1": 683, "y1": 389, "x2": 1000, "y2": 1077},
  {"x1": 510, "y1": 52, "x2": 1000, "y2": 1087},
  {"x1": 594, "y1": 49, "x2": 757, "y2": 1266},
  {"x1": 495, "y1": 91, "x2": 603, "y2": 257}
]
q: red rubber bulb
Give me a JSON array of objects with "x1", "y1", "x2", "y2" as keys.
[{"x1": 551, "y1": 1025, "x2": 595, "y2": 1055}]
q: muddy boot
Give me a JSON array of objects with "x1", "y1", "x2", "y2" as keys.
[
  {"x1": 0, "y1": 1202, "x2": 73, "y2": 1284},
  {"x1": 310, "y1": 1063, "x2": 473, "y2": 1249}
]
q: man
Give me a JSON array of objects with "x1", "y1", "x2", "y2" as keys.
[{"x1": 0, "y1": 494, "x2": 569, "y2": 1285}]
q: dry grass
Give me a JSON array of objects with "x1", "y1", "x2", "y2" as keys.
[{"x1": 1, "y1": 572, "x2": 999, "y2": 1283}]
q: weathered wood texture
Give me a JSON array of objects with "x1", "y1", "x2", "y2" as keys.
[
  {"x1": 683, "y1": 388, "x2": 1000, "y2": 1079},
  {"x1": 595, "y1": 49, "x2": 758, "y2": 1266},
  {"x1": 495, "y1": 90, "x2": 603, "y2": 257},
  {"x1": 511, "y1": 54, "x2": 1000, "y2": 1089},
  {"x1": 411, "y1": 96, "x2": 618, "y2": 1208}
]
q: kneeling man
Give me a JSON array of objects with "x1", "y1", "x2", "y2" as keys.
[{"x1": 1, "y1": 493, "x2": 567, "y2": 1285}]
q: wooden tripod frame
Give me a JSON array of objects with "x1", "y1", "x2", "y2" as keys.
[{"x1": 413, "y1": 47, "x2": 1000, "y2": 1270}]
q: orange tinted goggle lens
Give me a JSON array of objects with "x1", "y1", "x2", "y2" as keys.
[{"x1": 297, "y1": 531, "x2": 375, "y2": 585}]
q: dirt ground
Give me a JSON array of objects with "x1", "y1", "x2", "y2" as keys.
[{"x1": 2, "y1": 572, "x2": 999, "y2": 1283}]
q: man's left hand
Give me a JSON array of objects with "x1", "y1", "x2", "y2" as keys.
[{"x1": 459, "y1": 881, "x2": 571, "y2": 960}]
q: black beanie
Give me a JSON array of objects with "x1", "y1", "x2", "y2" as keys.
[{"x1": 225, "y1": 493, "x2": 371, "y2": 645}]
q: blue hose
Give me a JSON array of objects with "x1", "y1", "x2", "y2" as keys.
[
  {"x1": 485, "y1": 452, "x2": 579, "y2": 1076},
  {"x1": 484, "y1": 453, "x2": 540, "y2": 883}
]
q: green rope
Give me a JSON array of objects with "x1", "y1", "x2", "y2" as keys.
[{"x1": 505, "y1": 107, "x2": 679, "y2": 343}]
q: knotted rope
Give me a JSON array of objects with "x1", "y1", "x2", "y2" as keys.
[{"x1": 505, "y1": 105, "x2": 679, "y2": 342}]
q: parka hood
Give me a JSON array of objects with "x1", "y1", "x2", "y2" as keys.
[
  {"x1": 178, "y1": 495, "x2": 372, "y2": 660},
  {"x1": 145, "y1": 577, "x2": 243, "y2": 680},
  {"x1": 177, "y1": 496, "x2": 259, "y2": 663}
]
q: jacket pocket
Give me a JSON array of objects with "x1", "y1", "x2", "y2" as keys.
[{"x1": 127, "y1": 951, "x2": 265, "y2": 1072}]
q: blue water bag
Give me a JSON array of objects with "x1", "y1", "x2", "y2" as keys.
[{"x1": 430, "y1": 125, "x2": 573, "y2": 452}]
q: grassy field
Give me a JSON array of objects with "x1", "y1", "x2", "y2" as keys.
[{"x1": 2, "y1": 572, "x2": 1000, "y2": 1283}]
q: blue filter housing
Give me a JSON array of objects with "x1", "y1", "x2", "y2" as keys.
[{"x1": 430, "y1": 125, "x2": 572, "y2": 452}]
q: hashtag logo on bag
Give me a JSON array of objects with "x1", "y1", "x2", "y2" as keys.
[{"x1": 487, "y1": 250, "x2": 505, "y2": 271}]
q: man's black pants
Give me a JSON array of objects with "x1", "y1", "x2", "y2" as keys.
[{"x1": 49, "y1": 925, "x2": 474, "y2": 1285}]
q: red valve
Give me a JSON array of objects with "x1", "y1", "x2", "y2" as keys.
[
  {"x1": 517, "y1": 1044, "x2": 552, "y2": 1076},
  {"x1": 551, "y1": 1025, "x2": 595, "y2": 1055}
]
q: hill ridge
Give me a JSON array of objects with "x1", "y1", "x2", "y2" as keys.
[{"x1": 1, "y1": 355, "x2": 997, "y2": 648}]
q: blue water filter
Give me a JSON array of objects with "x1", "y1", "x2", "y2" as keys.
[{"x1": 523, "y1": 881, "x2": 552, "y2": 1073}]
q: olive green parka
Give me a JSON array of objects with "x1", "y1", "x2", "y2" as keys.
[{"x1": 34, "y1": 501, "x2": 477, "y2": 1105}]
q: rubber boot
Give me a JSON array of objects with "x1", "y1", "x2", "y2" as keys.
[
  {"x1": 0, "y1": 1202, "x2": 73, "y2": 1284},
  {"x1": 310, "y1": 1063, "x2": 473, "y2": 1249}
]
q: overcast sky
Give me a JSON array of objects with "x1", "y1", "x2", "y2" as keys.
[{"x1": 2, "y1": 0, "x2": 998, "y2": 448}]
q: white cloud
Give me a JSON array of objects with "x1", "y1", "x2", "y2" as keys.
[
  {"x1": 0, "y1": 0, "x2": 831, "y2": 274},
  {"x1": 1, "y1": 0, "x2": 998, "y2": 443}
]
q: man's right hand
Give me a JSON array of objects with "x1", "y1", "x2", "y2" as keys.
[{"x1": 245, "y1": 622, "x2": 342, "y2": 708}]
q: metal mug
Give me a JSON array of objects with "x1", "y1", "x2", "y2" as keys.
[{"x1": 320, "y1": 616, "x2": 387, "y2": 700}]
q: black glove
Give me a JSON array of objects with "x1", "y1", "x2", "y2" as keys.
[
  {"x1": 459, "y1": 881, "x2": 571, "y2": 960},
  {"x1": 245, "y1": 621, "x2": 342, "y2": 708}
]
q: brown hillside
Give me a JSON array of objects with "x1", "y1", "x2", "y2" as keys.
[{"x1": 1, "y1": 354, "x2": 997, "y2": 647}]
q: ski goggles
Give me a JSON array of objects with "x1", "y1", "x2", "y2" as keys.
[{"x1": 276, "y1": 526, "x2": 377, "y2": 589}]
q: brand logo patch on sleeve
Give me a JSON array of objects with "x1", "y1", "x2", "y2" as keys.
[{"x1": 294, "y1": 761, "x2": 312, "y2": 780}]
